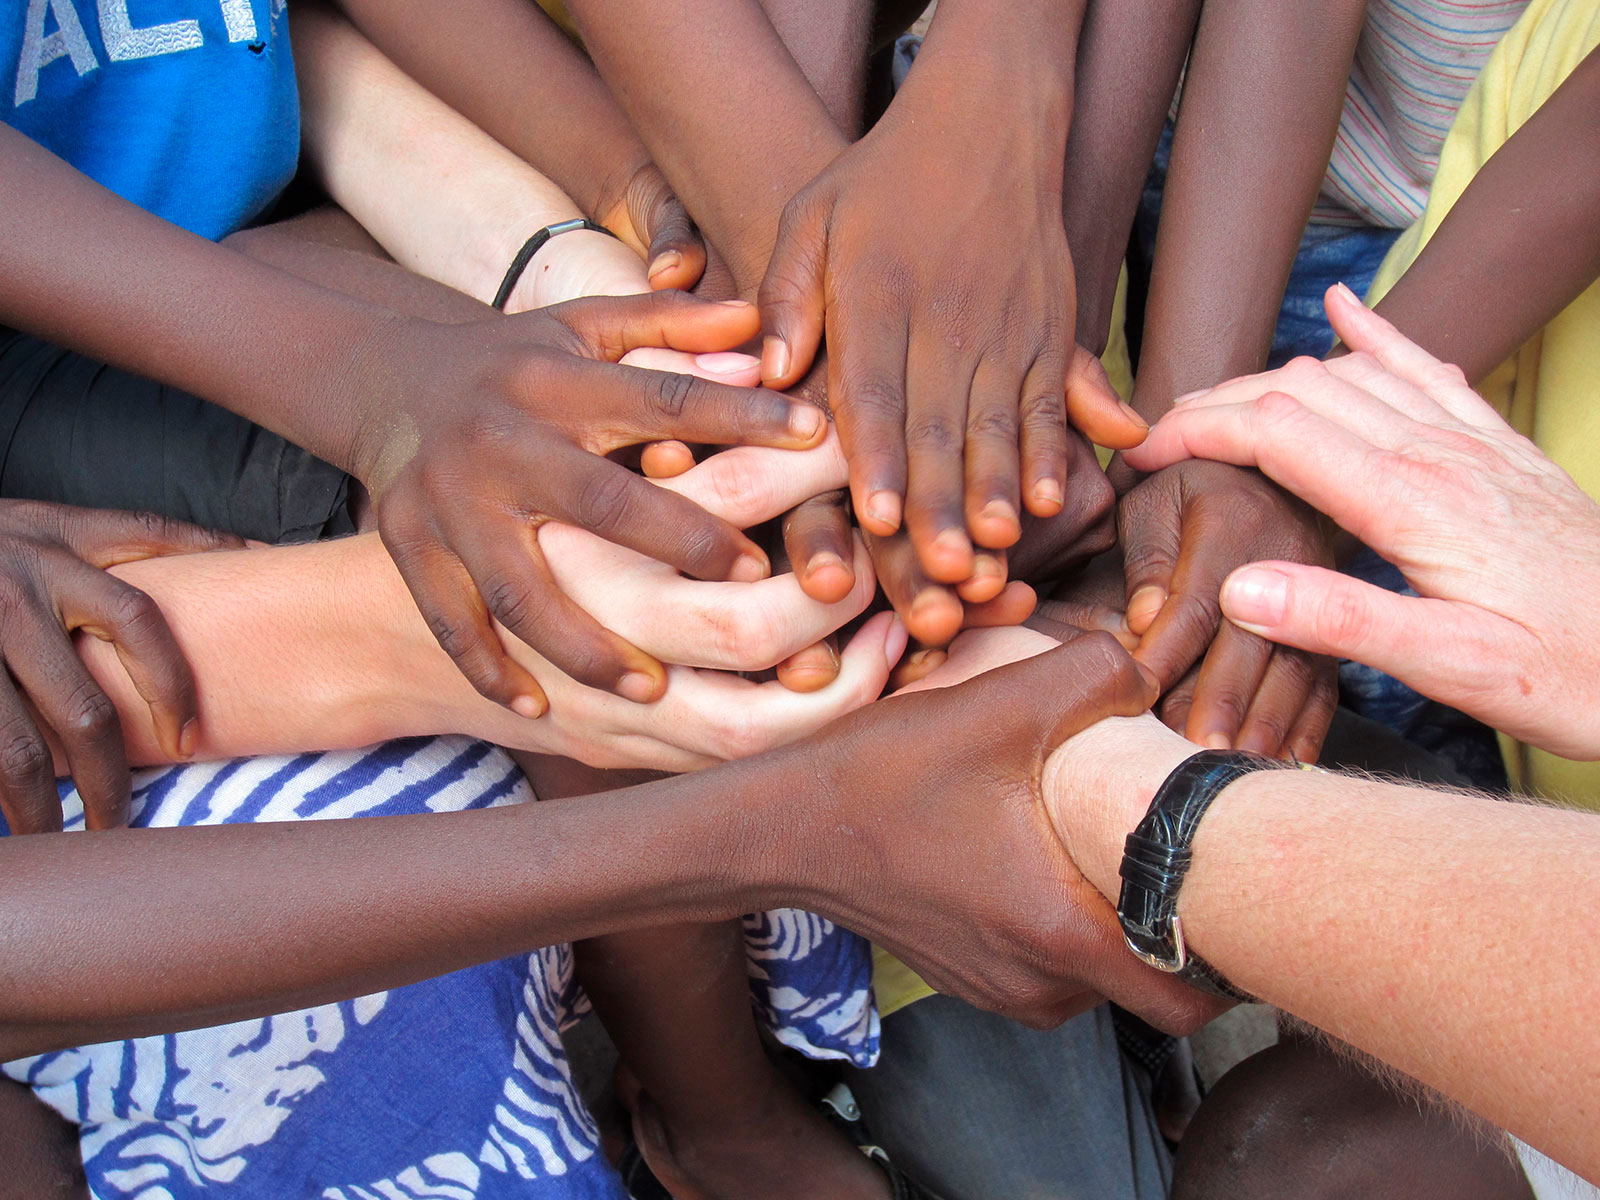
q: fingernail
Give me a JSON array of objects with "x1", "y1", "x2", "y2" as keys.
[
  {"x1": 789, "y1": 404, "x2": 825, "y2": 440},
  {"x1": 865, "y1": 491, "x2": 902, "y2": 531},
  {"x1": 617, "y1": 671, "x2": 658, "y2": 703},
  {"x1": 1128, "y1": 584, "x2": 1167, "y2": 617},
  {"x1": 693, "y1": 351, "x2": 756, "y2": 376},
  {"x1": 979, "y1": 499, "x2": 1019, "y2": 529},
  {"x1": 717, "y1": 299, "x2": 755, "y2": 309},
  {"x1": 1334, "y1": 281, "x2": 1359, "y2": 305},
  {"x1": 1174, "y1": 388, "x2": 1209, "y2": 406},
  {"x1": 731, "y1": 553, "x2": 769, "y2": 583},
  {"x1": 761, "y1": 335, "x2": 791, "y2": 382},
  {"x1": 1202, "y1": 732, "x2": 1233, "y2": 751},
  {"x1": 648, "y1": 251, "x2": 682, "y2": 281},
  {"x1": 908, "y1": 590, "x2": 952, "y2": 626},
  {"x1": 1120, "y1": 401, "x2": 1149, "y2": 429},
  {"x1": 1222, "y1": 567, "x2": 1289, "y2": 627},
  {"x1": 511, "y1": 694, "x2": 546, "y2": 720},
  {"x1": 178, "y1": 718, "x2": 198, "y2": 759},
  {"x1": 806, "y1": 551, "x2": 845, "y2": 578},
  {"x1": 971, "y1": 552, "x2": 1004, "y2": 579},
  {"x1": 1033, "y1": 478, "x2": 1063, "y2": 510},
  {"x1": 932, "y1": 528, "x2": 970, "y2": 558}
]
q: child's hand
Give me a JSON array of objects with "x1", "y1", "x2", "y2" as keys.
[
  {"x1": 757, "y1": 106, "x2": 1146, "y2": 587},
  {"x1": 595, "y1": 160, "x2": 707, "y2": 292}
]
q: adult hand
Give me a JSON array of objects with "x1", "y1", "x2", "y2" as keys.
[
  {"x1": 0, "y1": 502, "x2": 241, "y2": 834},
  {"x1": 467, "y1": 439, "x2": 901, "y2": 770},
  {"x1": 1127, "y1": 284, "x2": 1600, "y2": 760},
  {"x1": 784, "y1": 626, "x2": 1219, "y2": 1033},
  {"x1": 757, "y1": 87, "x2": 1145, "y2": 585},
  {"x1": 1116, "y1": 459, "x2": 1338, "y2": 761},
  {"x1": 354, "y1": 290, "x2": 828, "y2": 718},
  {"x1": 594, "y1": 160, "x2": 708, "y2": 292}
]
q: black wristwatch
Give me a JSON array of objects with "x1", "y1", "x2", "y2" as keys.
[{"x1": 1117, "y1": 749, "x2": 1291, "y2": 1001}]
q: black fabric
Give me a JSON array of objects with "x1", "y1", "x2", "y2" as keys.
[{"x1": 0, "y1": 328, "x2": 355, "y2": 544}]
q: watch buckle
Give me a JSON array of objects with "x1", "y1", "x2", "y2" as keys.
[{"x1": 1124, "y1": 914, "x2": 1188, "y2": 974}]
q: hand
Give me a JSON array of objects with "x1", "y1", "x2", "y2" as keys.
[
  {"x1": 1126, "y1": 284, "x2": 1600, "y2": 760},
  {"x1": 595, "y1": 159, "x2": 707, "y2": 291},
  {"x1": 465, "y1": 440, "x2": 902, "y2": 771},
  {"x1": 783, "y1": 627, "x2": 1219, "y2": 1033},
  {"x1": 354, "y1": 290, "x2": 828, "y2": 717},
  {"x1": 1115, "y1": 459, "x2": 1338, "y2": 761},
  {"x1": 0, "y1": 502, "x2": 242, "y2": 834},
  {"x1": 757, "y1": 92, "x2": 1145, "y2": 584}
]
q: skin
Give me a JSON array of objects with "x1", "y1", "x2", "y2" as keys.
[
  {"x1": 1129, "y1": 286, "x2": 1600, "y2": 760},
  {"x1": 1364, "y1": 44, "x2": 1600, "y2": 383},
  {"x1": 0, "y1": 632, "x2": 1218, "y2": 1062},
  {"x1": 0, "y1": 126, "x2": 827, "y2": 718},
  {"x1": 0, "y1": 503, "x2": 241, "y2": 835},
  {"x1": 1097, "y1": 0, "x2": 1369, "y2": 758}
]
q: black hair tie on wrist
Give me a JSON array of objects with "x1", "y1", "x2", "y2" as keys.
[{"x1": 491, "y1": 218, "x2": 616, "y2": 311}]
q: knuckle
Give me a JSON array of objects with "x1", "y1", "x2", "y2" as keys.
[
  {"x1": 839, "y1": 374, "x2": 906, "y2": 424},
  {"x1": 651, "y1": 370, "x2": 695, "y2": 420},
  {"x1": 104, "y1": 583, "x2": 162, "y2": 638},
  {"x1": 968, "y1": 404, "x2": 1019, "y2": 443},
  {"x1": 63, "y1": 682, "x2": 118, "y2": 741},
  {"x1": 1313, "y1": 585, "x2": 1374, "y2": 650},
  {"x1": 426, "y1": 611, "x2": 485, "y2": 667},
  {"x1": 1278, "y1": 356, "x2": 1329, "y2": 390},
  {"x1": 708, "y1": 455, "x2": 777, "y2": 521},
  {"x1": 571, "y1": 469, "x2": 637, "y2": 538},
  {"x1": 480, "y1": 572, "x2": 546, "y2": 634},
  {"x1": 0, "y1": 727, "x2": 50, "y2": 785},
  {"x1": 903, "y1": 413, "x2": 962, "y2": 455}
]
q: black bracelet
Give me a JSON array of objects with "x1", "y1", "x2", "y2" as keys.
[
  {"x1": 491, "y1": 218, "x2": 616, "y2": 311},
  {"x1": 1117, "y1": 749, "x2": 1296, "y2": 1000}
]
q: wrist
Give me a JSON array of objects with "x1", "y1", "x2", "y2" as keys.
[{"x1": 1042, "y1": 715, "x2": 1195, "y2": 900}]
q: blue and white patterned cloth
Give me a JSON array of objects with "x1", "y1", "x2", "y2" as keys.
[{"x1": 2, "y1": 737, "x2": 878, "y2": 1199}]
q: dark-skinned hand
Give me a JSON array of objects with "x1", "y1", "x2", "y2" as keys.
[
  {"x1": 788, "y1": 627, "x2": 1221, "y2": 1034},
  {"x1": 595, "y1": 160, "x2": 708, "y2": 292},
  {"x1": 756, "y1": 84, "x2": 1145, "y2": 586},
  {"x1": 351, "y1": 290, "x2": 830, "y2": 720},
  {"x1": 1118, "y1": 459, "x2": 1338, "y2": 760},
  {"x1": 0, "y1": 501, "x2": 243, "y2": 835}
]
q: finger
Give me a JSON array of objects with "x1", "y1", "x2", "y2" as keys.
[
  {"x1": 640, "y1": 441, "x2": 695, "y2": 478},
  {"x1": 829, "y1": 298, "x2": 912, "y2": 537},
  {"x1": 1157, "y1": 663, "x2": 1201, "y2": 737},
  {"x1": 454, "y1": 514, "x2": 665, "y2": 703},
  {"x1": 1123, "y1": 395, "x2": 1395, "y2": 546},
  {"x1": 57, "y1": 559, "x2": 197, "y2": 761},
  {"x1": 963, "y1": 360, "x2": 1025, "y2": 551},
  {"x1": 383, "y1": 523, "x2": 547, "y2": 716},
  {"x1": 1119, "y1": 487, "x2": 1192, "y2": 684},
  {"x1": 781, "y1": 489, "x2": 857, "y2": 605},
  {"x1": 1031, "y1": 598, "x2": 1137, "y2": 650},
  {"x1": 1235, "y1": 648, "x2": 1337, "y2": 760},
  {"x1": 955, "y1": 549, "x2": 1008, "y2": 604},
  {"x1": 572, "y1": 356, "x2": 826, "y2": 451},
  {"x1": 655, "y1": 437, "x2": 847, "y2": 529},
  {"x1": 889, "y1": 645, "x2": 948, "y2": 690},
  {"x1": 902, "y1": 333, "x2": 976, "y2": 583},
  {"x1": 549, "y1": 289, "x2": 762, "y2": 360},
  {"x1": 1182, "y1": 619, "x2": 1274, "y2": 750},
  {"x1": 1324, "y1": 283, "x2": 1506, "y2": 431},
  {"x1": 0, "y1": 672, "x2": 60, "y2": 834},
  {"x1": 1220, "y1": 561, "x2": 1500, "y2": 703},
  {"x1": 1282, "y1": 665, "x2": 1340, "y2": 764},
  {"x1": 46, "y1": 505, "x2": 245, "y2": 568},
  {"x1": 774, "y1": 637, "x2": 840, "y2": 693},
  {"x1": 1019, "y1": 348, "x2": 1069, "y2": 518},
  {"x1": 960, "y1": 580, "x2": 1038, "y2": 629},
  {"x1": 637, "y1": 185, "x2": 707, "y2": 292},
  {"x1": 867, "y1": 529, "x2": 964, "y2": 646},
  {"x1": 757, "y1": 191, "x2": 829, "y2": 390},
  {"x1": 618, "y1": 347, "x2": 762, "y2": 388},
  {"x1": 1064, "y1": 345, "x2": 1147, "y2": 450},
  {"x1": 7, "y1": 606, "x2": 129, "y2": 830},
  {"x1": 540, "y1": 528, "x2": 876, "y2": 671},
  {"x1": 551, "y1": 451, "x2": 771, "y2": 583}
]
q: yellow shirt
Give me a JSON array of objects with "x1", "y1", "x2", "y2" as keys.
[{"x1": 1366, "y1": 0, "x2": 1600, "y2": 805}]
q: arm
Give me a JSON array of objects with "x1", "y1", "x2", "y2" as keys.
[{"x1": 1368, "y1": 44, "x2": 1600, "y2": 382}]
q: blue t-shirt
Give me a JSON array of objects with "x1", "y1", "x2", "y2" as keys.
[{"x1": 5, "y1": 0, "x2": 298, "y2": 240}]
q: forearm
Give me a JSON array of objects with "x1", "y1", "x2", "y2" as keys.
[
  {"x1": 295, "y1": 5, "x2": 588, "y2": 309},
  {"x1": 74, "y1": 537, "x2": 504, "y2": 766},
  {"x1": 1059, "y1": 718, "x2": 1600, "y2": 1179},
  {"x1": 0, "y1": 755, "x2": 784, "y2": 1057},
  {"x1": 0, "y1": 125, "x2": 402, "y2": 473},
  {"x1": 1369, "y1": 45, "x2": 1600, "y2": 382},
  {"x1": 1134, "y1": 0, "x2": 1365, "y2": 418},
  {"x1": 1064, "y1": 0, "x2": 1202, "y2": 353},
  {"x1": 566, "y1": 0, "x2": 847, "y2": 291},
  {"x1": 331, "y1": 0, "x2": 648, "y2": 230}
]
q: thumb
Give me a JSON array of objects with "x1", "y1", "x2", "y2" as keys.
[
  {"x1": 58, "y1": 508, "x2": 246, "y2": 567},
  {"x1": 1119, "y1": 496, "x2": 1183, "y2": 638},
  {"x1": 635, "y1": 180, "x2": 707, "y2": 291},
  {"x1": 757, "y1": 193, "x2": 829, "y2": 389},
  {"x1": 1064, "y1": 346, "x2": 1148, "y2": 450},
  {"x1": 1221, "y1": 561, "x2": 1472, "y2": 688},
  {"x1": 549, "y1": 290, "x2": 761, "y2": 361}
]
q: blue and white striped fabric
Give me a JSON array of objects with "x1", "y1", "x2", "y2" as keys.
[{"x1": 2, "y1": 737, "x2": 878, "y2": 1199}]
